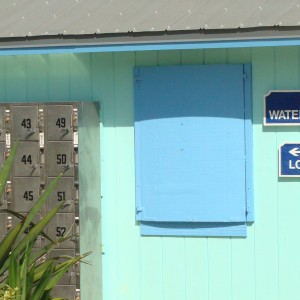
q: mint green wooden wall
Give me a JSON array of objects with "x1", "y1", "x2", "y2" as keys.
[{"x1": 1, "y1": 46, "x2": 300, "y2": 300}]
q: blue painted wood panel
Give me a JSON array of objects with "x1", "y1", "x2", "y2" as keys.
[{"x1": 135, "y1": 64, "x2": 249, "y2": 224}]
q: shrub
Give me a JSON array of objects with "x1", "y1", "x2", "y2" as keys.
[{"x1": 0, "y1": 142, "x2": 90, "y2": 300}]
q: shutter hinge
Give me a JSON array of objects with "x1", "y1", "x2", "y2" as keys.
[
  {"x1": 134, "y1": 68, "x2": 141, "y2": 85},
  {"x1": 135, "y1": 77, "x2": 141, "y2": 85},
  {"x1": 136, "y1": 206, "x2": 143, "y2": 213},
  {"x1": 243, "y1": 73, "x2": 247, "y2": 80}
]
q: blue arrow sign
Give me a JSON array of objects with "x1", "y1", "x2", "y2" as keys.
[
  {"x1": 265, "y1": 91, "x2": 300, "y2": 125},
  {"x1": 279, "y1": 143, "x2": 300, "y2": 177}
]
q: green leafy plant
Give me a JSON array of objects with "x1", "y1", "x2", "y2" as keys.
[{"x1": 0, "y1": 142, "x2": 91, "y2": 300}]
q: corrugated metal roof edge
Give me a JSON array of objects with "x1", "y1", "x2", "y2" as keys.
[{"x1": 0, "y1": 26, "x2": 300, "y2": 55}]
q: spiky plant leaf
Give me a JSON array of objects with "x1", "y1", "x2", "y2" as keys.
[
  {"x1": 45, "y1": 252, "x2": 91, "y2": 290},
  {"x1": 20, "y1": 242, "x2": 33, "y2": 300},
  {"x1": 14, "y1": 201, "x2": 65, "y2": 262},
  {"x1": 32, "y1": 263, "x2": 54, "y2": 300},
  {"x1": 25, "y1": 262, "x2": 35, "y2": 300},
  {"x1": 0, "y1": 222, "x2": 23, "y2": 272},
  {"x1": 8, "y1": 252, "x2": 18, "y2": 289},
  {"x1": 28, "y1": 235, "x2": 74, "y2": 267},
  {"x1": 0, "y1": 200, "x2": 65, "y2": 277},
  {"x1": 0, "y1": 209, "x2": 57, "y2": 244},
  {"x1": 0, "y1": 141, "x2": 92, "y2": 299}
]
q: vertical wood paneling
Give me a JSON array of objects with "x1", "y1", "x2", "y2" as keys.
[
  {"x1": 136, "y1": 51, "x2": 158, "y2": 67},
  {"x1": 48, "y1": 54, "x2": 70, "y2": 100},
  {"x1": 114, "y1": 52, "x2": 140, "y2": 300},
  {"x1": 204, "y1": 48, "x2": 228, "y2": 64},
  {"x1": 228, "y1": 48, "x2": 256, "y2": 300},
  {"x1": 252, "y1": 47, "x2": 278, "y2": 300},
  {"x1": 158, "y1": 50, "x2": 181, "y2": 65},
  {"x1": 157, "y1": 50, "x2": 186, "y2": 300},
  {"x1": 274, "y1": 46, "x2": 300, "y2": 300},
  {"x1": 114, "y1": 52, "x2": 134, "y2": 127},
  {"x1": 180, "y1": 49, "x2": 204, "y2": 65},
  {"x1": 79, "y1": 101, "x2": 102, "y2": 300},
  {"x1": 0, "y1": 57, "x2": 6, "y2": 101},
  {"x1": 4, "y1": 46, "x2": 300, "y2": 300},
  {"x1": 162, "y1": 239, "x2": 186, "y2": 300},
  {"x1": 91, "y1": 53, "x2": 103, "y2": 102},
  {"x1": 96, "y1": 52, "x2": 118, "y2": 300},
  {"x1": 203, "y1": 49, "x2": 232, "y2": 300},
  {"x1": 208, "y1": 239, "x2": 232, "y2": 300},
  {"x1": 185, "y1": 238, "x2": 209, "y2": 300},
  {"x1": 5, "y1": 56, "x2": 27, "y2": 101},
  {"x1": 136, "y1": 50, "x2": 164, "y2": 300},
  {"x1": 140, "y1": 236, "x2": 164, "y2": 300},
  {"x1": 230, "y1": 232, "x2": 256, "y2": 300},
  {"x1": 277, "y1": 182, "x2": 300, "y2": 299},
  {"x1": 228, "y1": 48, "x2": 251, "y2": 64},
  {"x1": 79, "y1": 52, "x2": 103, "y2": 300},
  {"x1": 70, "y1": 53, "x2": 92, "y2": 100},
  {"x1": 275, "y1": 47, "x2": 299, "y2": 90},
  {"x1": 26, "y1": 55, "x2": 48, "y2": 101},
  {"x1": 182, "y1": 47, "x2": 208, "y2": 300}
]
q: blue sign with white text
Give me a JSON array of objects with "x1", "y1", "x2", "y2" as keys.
[
  {"x1": 265, "y1": 91, "x2": 300, "y2": 125},
  {"x1": 280, "y1": 143, "x2": 300, "y2": 177}
]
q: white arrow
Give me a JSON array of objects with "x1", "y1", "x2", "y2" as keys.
[{"x1": 289, "y1": 147, "x2": 300, "y2": 157}]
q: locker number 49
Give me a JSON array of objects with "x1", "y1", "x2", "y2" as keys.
[{"x1": 56, "y1": 118, "x2": 66, "y2": 128}]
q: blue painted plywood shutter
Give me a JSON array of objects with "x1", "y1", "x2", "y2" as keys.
[{"x1": 134, "y1": 64, "x2": 253, "y2": 237}]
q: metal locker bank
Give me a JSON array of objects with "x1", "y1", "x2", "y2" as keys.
[{"x1": 1, "y1": 103, "x2": 80, "y2": 299}]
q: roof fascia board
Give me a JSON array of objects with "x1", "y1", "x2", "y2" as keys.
[
  {"x1": 0, "y1": 37, "x2": 300, "y2": 56},
  {"x1": 1, "y1": 28, "x2": 300, "y2": 55}
]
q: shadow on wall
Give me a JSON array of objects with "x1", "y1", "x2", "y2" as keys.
[
  {"x1": 78, "y1": 101, "x2": 101, "y2": 244},
  {"x1": 101, "y1": 64, "x2": 252, "y2": 128}
]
